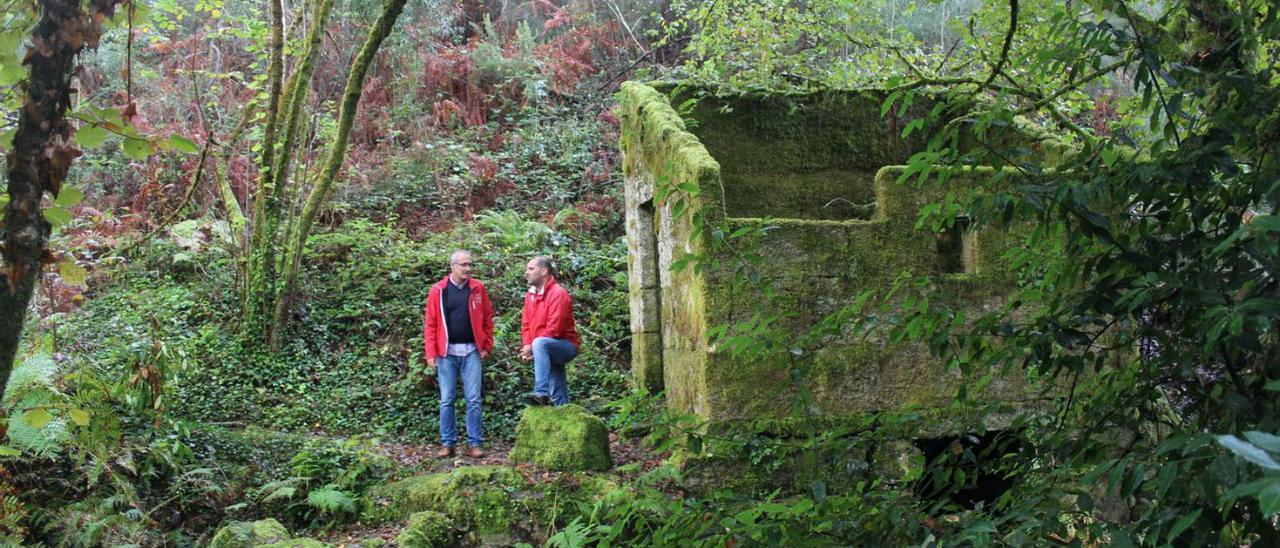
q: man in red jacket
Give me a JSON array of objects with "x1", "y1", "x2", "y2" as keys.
[
  {"x1": 423, "y1": 250, "x2": 494, "y2": 458},
  {"x1": 520, "y1": 256, "x2": 580, "y2": 407}
]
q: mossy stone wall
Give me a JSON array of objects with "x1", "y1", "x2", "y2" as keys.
[
  {"x1": 619, "y1": 82, "x2": 724, "y2": 415},
  {"x1": 683, "y1": 89, "x2": 931, "y2": 221},
  {"x1": 620, "y1": 81, "x2": 1043, "y2": 430},
  {"x1": 699, "y1": 167, "x2": 1035, "y2": 423}
]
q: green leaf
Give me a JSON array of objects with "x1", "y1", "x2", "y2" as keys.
[
  {"x1": 24, "y1": 408, "x2": 53, "y2": 428},
  {"x1": 54, "y1": 186, "x2": 84, "y2": 207},
  {"x1": 68, "y1": 408, "x2": 90, "y2": 426},
  {"x1": 1166, "y1": 508, "x2": 1201, "y2": 542},
  {"x1": 167, "y1": 134, "x2": 199, "y2": 154},
  {"x1": 75, "y1": 126, "x2": 110, "y2": 149},
  {"x1": 0, "y1": 63, "x2": 25, "y2": 86},
  {"x1": 1217, "y1": 435, "x2": 1280, "y2": 470},
  {"x1": 1262, "y1": 482, "x2": 1280, "y2": 516},
  {"x1": 1249, "y1": 215, "x2": 1280, "y2": 233},
  {"x1": 1245, "y1": 431, "x2": 1280, "y2": 453},
  {"x1": 1101, "y1": 147, "x2": 1117, "y2": 167},
  {"x1": 59, "y1": 261, "x2": 87, "y2": 287},
  {"x1": 811, "y1": 479, "x2": 827, "y2": 502},
  {"x1": 122, "y1": 137, "x2": 153, "y2": 160},
  {"x1": 0, "y1": 446, "x2": 20, "y2": 457},
  {"x1": 44, "y1": 207, "x2": 72, "y2": 228}
]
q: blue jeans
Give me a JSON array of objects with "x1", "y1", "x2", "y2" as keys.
[
  {"x1": 532, "y1": 337, "x2": 577, "y2": 406},
  {"x1": 437, "y1": 351, "x2": 482, "y2": 447}
]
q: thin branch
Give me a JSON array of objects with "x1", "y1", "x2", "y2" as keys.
[
  {"x1": 837, "y1": 29, "x2": 928, "y2": 79},
  {"x1": 112, "y1": 135, "x2": 215, "y2": 257},
  {"x1": 982, "y1": 0, "x2": 1019, "y2": 91},
  {"x1": 594, "y1": 35, "x2": 692, "y2": 93},
  {"x1": 1119, "y1": 0, "x2": 1182, "y2": 148}
]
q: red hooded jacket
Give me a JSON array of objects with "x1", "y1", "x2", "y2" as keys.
[
  {"x1": 521, "y1": 277, "x2": 580, "y2": 349},
  {"x1": 423, "y1": 276, "x2": 495, "y2": 361}
]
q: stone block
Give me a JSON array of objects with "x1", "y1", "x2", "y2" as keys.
[
  {"x1": 511, "y1": 405, "x2": 612, "y2": 472},
  {"x1": 628, "y1": 287, "x2": 660, "y2": 333},
  {"x1": 368, "y1": 466, "x2": 524, "y2": 532},
  {"x1": 208, "y1": 519, "x2": 290, "y2": 548},
  {"x1": 395, "y1": 511, "x2": 456, "y2": 548},
  {"x1": 631, "y1": 331, "x2": 664, "y2": 393}
]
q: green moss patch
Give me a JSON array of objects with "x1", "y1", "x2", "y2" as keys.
[
  {"x1": 394, "y1": 511, "x2": 457, "y2": 547},
  {"x1": 368, "y1": 466, "x2": 526, "y2": 533},
  {"x1": 510, "y1": 405, "x2": 613, "y2": 472},
  {"x1": 208, "y1": 518, "x2": 291, "y2": 548},
  {"x1": 258, "y1": 539, "x2": 332, "y2": 548}
]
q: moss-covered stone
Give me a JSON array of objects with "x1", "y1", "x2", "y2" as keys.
[
  {"x1": 208, "y1": 518, "x2": 290, "y2": 548},
  {"x1": 619, "y1": 81, "x2": 720, "y2": 408},
  {"x1": 258, "y1": 539, "x2": 331, "y2": 548},
  {"x1": 368, "y1": 466, "x2": 525, "y2": 533},
  {"x1": 510, "y1": 405, "x2": 612, "y2": 472},
  {"x1": 395, "y1": 511, "x2": 457, "y2": 547},
  {"x1": 621, "y1": 81, "x2": 1057, "y2": 440}
]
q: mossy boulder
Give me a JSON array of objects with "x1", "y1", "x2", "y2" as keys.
[
  {"x1": 208, "y1": 518, "x2": 290, "y2": 548},
  {"x1": 369, "y1": 466, "x2": 526, "y2": 534},
  {"x1": 395, "y1": 511, "x2": 457, "y2": 547},
  {"x1": 510, "y1": 405, "x2": 612, "y2": 471},
  {"x1": 258, "y1": 540, "x2": 332, "y2": 548}
]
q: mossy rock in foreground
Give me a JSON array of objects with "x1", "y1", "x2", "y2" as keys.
[
  {"x1": 510, "y1": 404, "x2": 612, "y2": 471},
  {"x1": 208, "y1": 518, "x2": 290, "y2": 548},
  {"x1": 395, "y1": 511, "x2": 458, "y2": 547},
  {"x1": 369, "y1": 466, "x2": 527, "y2": 533},
  {"x1": 259, "y1": 539, "x2": 332, "y2": 548}
]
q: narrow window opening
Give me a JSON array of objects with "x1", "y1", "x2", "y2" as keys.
[{"x1": 937, "y1": 216, "x2": 974, "y2": 274}]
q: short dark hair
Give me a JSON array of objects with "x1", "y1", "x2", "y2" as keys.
[{"x1": 532, "y1": 256, "x2": 554, "y2": 276}]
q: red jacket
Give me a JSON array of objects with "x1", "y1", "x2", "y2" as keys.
[
  {"x1": 423, "y1": 276, "x2": 494, "y2": 360},
  {"x1": 521, "y1": 277, "x2": 580, "y2": 349}
]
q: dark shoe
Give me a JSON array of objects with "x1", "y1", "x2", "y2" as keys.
[
  {"x1": 466, "y1": 446, "x2": 486, "y2": 458},
  {"x1": 526, "y1": 393, "x2": 551, "y2": 406},
  {"x1": 435, "y1": 445, "x2": 455, "y2": 458}
]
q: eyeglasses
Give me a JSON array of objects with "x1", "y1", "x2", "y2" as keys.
[{"x1": 452, "y1": 262, "x2": 474, "y2": 267}]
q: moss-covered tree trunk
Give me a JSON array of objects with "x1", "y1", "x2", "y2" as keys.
[
  {"x1": 271, "y1": 0, "x2": 410, "y2": 341},
  {"x1": 264, "y1": 0, "x2": 336, "y2": 349},
  {"x1": 0, "y1": 0, "x2": 121, "y2": 392},
  {"x1": 243, "y1": 0, "x2": 287, "y2": 339}
]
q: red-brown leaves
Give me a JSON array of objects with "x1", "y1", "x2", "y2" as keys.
[{"x1": 41, "y1": 135, "x2": 80, "y2": 197}]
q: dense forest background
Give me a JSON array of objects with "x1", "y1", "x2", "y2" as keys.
[{"x1": 2, "y1": 0, "x2": 1278, "y2": 545}]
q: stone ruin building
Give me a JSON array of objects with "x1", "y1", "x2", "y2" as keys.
[{"x1": 620, "y1": 82, "x2": 1055, "y2": 434}]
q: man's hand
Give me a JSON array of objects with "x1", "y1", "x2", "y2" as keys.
[
  {"x1": 425, "y1": 356, "x2": 436, "y2": 369},
  {"x1": 479, "y1": 350, "x2": 489, "y2": 360},
  {"x1": 519, "y1": 344, "x2": 532, "y2": 361}
]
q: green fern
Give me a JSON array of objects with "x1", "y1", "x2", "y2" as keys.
[
  {"x1": 2, "y1": 353, "x2": 57, "y2": 409},
  {"x1": 3, "y1": 353, "x2": 72, "y2": 457},
  {"x1": 474, "y1": 210, "x2": 551, "y2": 253},
  {"x1": 258, "y1": 479, "x2": 303, "y2": 503},
  {"x1": 305, "y1": 485, "x2": 355, "y2": 514},
  {"x1": 546, "y1": 517, "x2": 590, "y2": 548}
]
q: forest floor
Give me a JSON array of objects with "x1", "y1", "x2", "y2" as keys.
[{"x1": 319, "y1": 432, "x2": 666, "y2": 545}]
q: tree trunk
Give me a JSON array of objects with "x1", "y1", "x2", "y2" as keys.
[
  {"x1": 272, "y1": 0, "x2": 409, "y2": 341},
  {"x1": 0, "y1": 0, "x2": 120, "y2": 393},
  {"x1": 244, "y1": 0, "x2": 287, "y2": 339},
  {"x1": 265, "y1": 0, "x2": 336, "y2": 349}
]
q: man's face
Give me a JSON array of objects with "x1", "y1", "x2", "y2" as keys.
[
  {"x1": 451, "y1": 255, "x2": 473, "y2": 281},
  {"x1": 524, "y1": 259, "x2": 546, "y2": 286}
]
